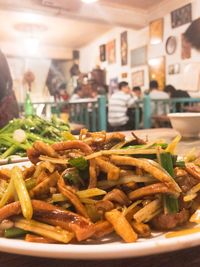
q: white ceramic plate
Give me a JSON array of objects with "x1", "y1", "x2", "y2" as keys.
[
  {"x1": 0, "y1": 229, "x2": 200, "y2": 259},
  {"x1": 0, "y1": 162, "x2": 200, "y2": 259},
  {"x1": 0, "y1": 156, "x2": 29, "y2": 166}
]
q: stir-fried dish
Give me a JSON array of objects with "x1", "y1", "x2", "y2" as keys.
[
  {"x1": 0, "y1": 130, "x2": 200, "y2": 244},
  {"x1": 0, "y1": 115, "x2": 70, "y2": 159}
]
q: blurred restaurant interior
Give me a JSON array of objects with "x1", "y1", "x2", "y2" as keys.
[{"x1": 0, "y1": 0, "x2": 200, "y2": 131}]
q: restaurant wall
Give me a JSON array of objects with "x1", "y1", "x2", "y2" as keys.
[
  {"x1": 79, "y1": 27, "x2": 149, "y2": 91},
  {"x1": 79, "y1": 0, "x2": 200, "y2": 95},
  {"x1": 7, "y1": 57, "x2": 52, "y2": 103},
  {"x1": 149, "y1": 0, "x2": 200, "y2": 95}
]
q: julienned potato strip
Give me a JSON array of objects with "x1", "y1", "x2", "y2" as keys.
[
  {"x1": 105, "y1": 209, "x2": 138, "y2": 243},
  {"x1": 14, "y1": 218, "x2": 74, "y2": 243},
  {"x1": 110, "y1": 155, "x2": 181, "y2": 193},
  {"x1": 0, "y1": 131, "x2": 200, "y2": 243},
  {"x1": 12, "y1": 166, "x2": 33, "y2": 220}
]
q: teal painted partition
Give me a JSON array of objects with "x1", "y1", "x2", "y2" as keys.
[
  {"x1": 98, "y1": 95, "x2": 107, "y2": 131},
  {"x1": 19, "y1": 96, "x2": 200, "y2": 132},
  {"x1": 143, "y1": 95, "x2": 151, "y2": 129}
]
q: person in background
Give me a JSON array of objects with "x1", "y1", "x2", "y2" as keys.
[
  {"x1": 132, "y1": 86, "x2": 142, "y2": 99},
  {"x1": 164, "y1": 84, "x2": 190, "y2": 98},
  {"x1": 132, "y1": 86, "x2": 143, "y2": 124},
  {"x1": 70, "y1": 86, "x2": 84, "y2": 101},
  {"x1": 91, "y1": 90, "x2": 98, "y2": 99},
  {"x1": 0, "y1": 50, "x2": 19, "y2": 128},
  {"x1": 108, "y1": 81, "x2": 137, "y2": 131},
  {"x1": 149, "y1": 80, "x2": 169, "y2": 115},
  {"x1": 58, "y1": 82, "x2": 69, "y2": 101},
  {"x1": 164, "y1": 84, "x2": 190, "y2": 112}
]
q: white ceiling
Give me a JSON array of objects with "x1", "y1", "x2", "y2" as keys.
[
  {"x1": 100, "y1": 0, "x2": 164, "y2": 10},
  {"x1": 0, "y1": 9, "x2": 111, "y2": 48},
  {"x1": 0, "y1": 0, "x2": 192, "y2": 53}
]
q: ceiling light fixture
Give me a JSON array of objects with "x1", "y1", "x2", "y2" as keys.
[{"x1": 81, "y1": 0, "x2": 98, "y2": 4}]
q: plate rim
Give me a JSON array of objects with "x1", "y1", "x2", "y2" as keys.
[{"x1": 0, "y1": 230, "x2": 200, "y2": 259}]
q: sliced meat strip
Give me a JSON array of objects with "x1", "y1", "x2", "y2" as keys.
[
  {"x1": 103, "y1": 189, "x2": 131, "y2": 206},
  {"x1": 93, "y1": 220, "x2": 113, "y2": 238},
  {"x1": 95, "y1": 158, "x2": 120, "y2": 181},
  {"x1": 185, "y1": 163, "x2": 200, "y2": 180},
  {"x1": 0, "y1": 200, "x2": 94, "y2": 241},
  {"x1": 151, "y1": 209, "x2": 189, "y2": 230},
  {"x1": 33, "y1": 141, "x2": 58, "y2": 158},
  {"x1": 52, "y1": 140, "x2": 93, "y2": 155},
  {"x1": 128, "y1": 183, "x2": 178, "y2": 200},
  {"x1": 88, "y1": 159, "x2": 97, "y2": 188},
  {"x1": 57, "y1": 178, "x2": 89, "y2": 218},
  {"x1": 95, "y1": 200, "x2": 114, "y2": 214},
  {"x1": 27, "y1": 148, "x2": 41, "y2": 164},
  {"x1": 176, "y1": 175, "x2": 199, "y2": 193},
  {"x1": 111, "y1": 155, "x2": 181, "y2": 193}
]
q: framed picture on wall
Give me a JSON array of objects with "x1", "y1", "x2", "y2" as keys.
[
  {"x1": 131, "y1": 70, "x2": 144, "y2": 87},
  {"x1": 171, "y1": 3, "x2": 192, "y2": 29},
  {"x1": 174, "y1": 63, "x2": 180, "y2": 74},
  {"x1": 149, "y1": 18, "x2": 163, "y2": 45},
  {"x1": 99, "y1": 44, "x2": 106, "y2": 62},
  {"x1": 168, "y1": 63, "x2": 180, "y2": 75},
  {"x1": 130, "y1": 46, "x2": 147, "y2": 68},
  {"x1": 107, "y1": 40, "x2": 116, "y2": 64},
  {"x1": 149, "y1": 56, "x2": 166, "y2": 90},
  {"x1": 121, "y1": 72, "x2": 128, "y2": 79},
  {"x1": 168, "y1": 64, "x2": 175, "y2": 75},
  {"x1": 120, "y1": 31, "x2": 128, "y2": 66},
  {"x1": 181, "y1": 33, "x2": 191, "y2": 59}
]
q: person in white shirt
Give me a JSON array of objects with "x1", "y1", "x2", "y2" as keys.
[
  {"x1": 70, "y1": 86, "x2": 84, "y2": 101},
  {"x1": 149, "y1": 80, "x2": 169, "y2": 115},
  {"x1": 108, "y1": 81, "x2": 137, "y2": 130}
]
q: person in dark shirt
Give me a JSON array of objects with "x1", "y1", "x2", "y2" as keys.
[
  {"x1": 0, "y1": 50, "x2": 19, "y2": 127},
  {"x1": 164, "y1": 84, "x2": 190, "y2": 112},
  {"x1": 164, "y1": 85, "x2": 190, "y2": 98}
]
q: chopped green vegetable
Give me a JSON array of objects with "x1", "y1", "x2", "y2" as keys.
[
  {"x1": 12, "y1": 166, "x2": 33, "y2": 220},
  {"x1": 4, "y1": 227, "x2": 27, "y2": 238},
  {"x1": 25, "y1": 178, "x2": 37, "y2": 191},
  {"x1": 68, "y1": 157, "x2": 88, "y2": 171},
  {"x1": 123, "y1": 143, "x2": 168, "y2": 150},
  {"x1": 160, "y1": 152, "x2": 179, "y2": 214},
  {"x1": 63, "y1": 171, "x2": 84, "y2": 187},
  {"x1": 160, "y1": 153, "x2": 174, "y2": 177},
  {"x1": 1, "y1": 145, "x2": 17, "y2": 159},
  {"x1": 175, "y1": 161, "x2": 185, "y2": 168},
  {"x1": 163, "y1": 195, "x2": 179, "y2": 214},
  {"x1": 0, "y1": 115, "x2": 70, "y2": 159}
]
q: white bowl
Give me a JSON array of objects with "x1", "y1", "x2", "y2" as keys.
[{"x1": 168, "y1": 113, "x2": 200, "y2": 138}]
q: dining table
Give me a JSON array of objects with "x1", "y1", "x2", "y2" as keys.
[{"x1": 1, "y1": 127, "x2": 200, "y2": 267}]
